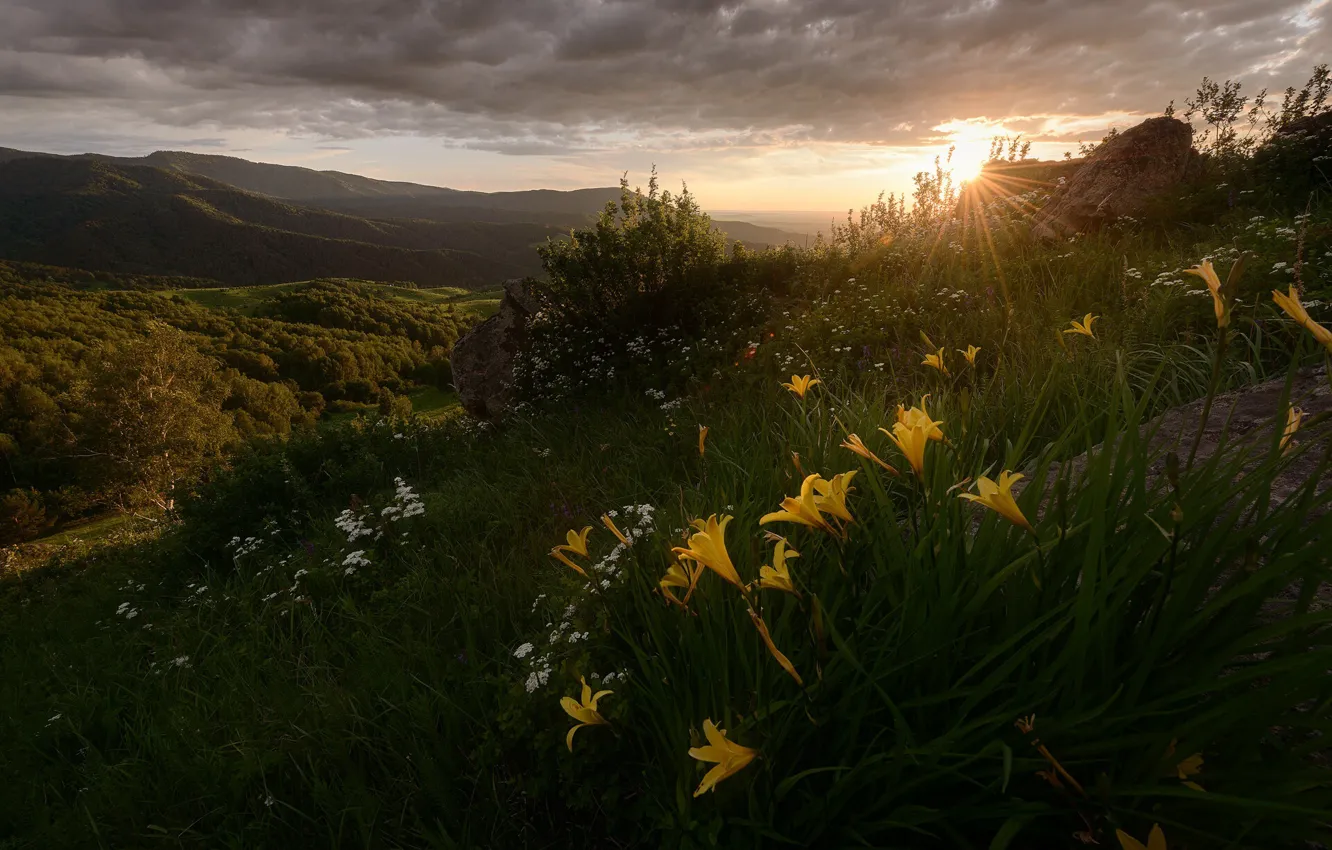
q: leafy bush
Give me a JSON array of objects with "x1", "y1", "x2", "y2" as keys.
[{"x1": 517, "y1": 174, "x2": 781, "y2": 401}]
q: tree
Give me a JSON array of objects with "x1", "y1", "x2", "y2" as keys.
[
  {"x1": 536, "y1": 169, "x2": 727, "y2": 320},
  {"x1": 69, "y1": 326, "x2": 236, "y2": 512}
]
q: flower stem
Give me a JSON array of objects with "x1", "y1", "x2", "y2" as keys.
[{"x1": 1187, "y1": 326, "x2": 1228, "y2": 471}]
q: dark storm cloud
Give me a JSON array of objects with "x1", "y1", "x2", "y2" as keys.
[{"x1": 1, "y1": 0, "x2": 1328, "y2": 152}]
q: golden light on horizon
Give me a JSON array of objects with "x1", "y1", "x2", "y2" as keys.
[
  {"x1": 948, "y1": 139, "x2": 991, "y2": 181},
  {"x1": 930, "y1": 119, "x2": 1007, "y2": 183}
]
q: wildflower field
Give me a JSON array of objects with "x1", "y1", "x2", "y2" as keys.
[{"x1": 4, "y1": 127, "x2": 1332, "y2": 846}]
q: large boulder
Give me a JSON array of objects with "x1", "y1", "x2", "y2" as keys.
[
  {"x1": 450, "y1": 279, "x2": 541, "y2": 420},
  {"x1": 1032, "y1": 116, "x2": 1196, "y2": 240}
]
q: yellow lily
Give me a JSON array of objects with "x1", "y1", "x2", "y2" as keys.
[
  {"x1": 1273, "y1": 286, "x2": 1332, "y2": 352},
  {"x1": 748, "y1": 608, "x2": 803, "y2": 685},
  {"x1": 958, "y1": 471, "x2": 1032, "y2": 532},
  {"x1": 550, "y1": 526, "x2": 593, "y2": 576},
  {"x1": 1063, "y1": 313, "x2": 1098, "y2": 338},
  {"x1": 1282, "y1": 406, "x2": 1303, "y2": 454},
  {"x1": 760, "y1": 473, "x2": 836, "y2": 535},
  {"x1": 813, "y1": 470, "x2": 857, "y2": 525},
  {"x1": 672, "y1": 514, "x2": 744, "y2": 590},
  {"x1": 1176, "y1": 752, "x2": 1205, "y2": 792},
  {"x1": 922, "y1": 347, "x2": 950, "y2": 375},
  {"x1": 659, "y1": 559, "x2": 703, "y2": 607},
  {"x1": 757, "y1": 538, "x2": 800, "y2": 596},
  {"x1": 896, "y1": 396, "x2": 945, "y2": 441},
  {"x1": 689, "y1": 719, "x2": 759, "y2": 796},
  {"x1": 560, "y1": 676, "x2": 611, "y2": 752},
  {"x1": 1116, "y1": 824, "x2": 1167, "y2": 850},
  {"x1": 1184, "y1": 259, "x2": 1229, "y2": 328},
  {"x1": 781, "y1": 374, "x2": 821, "y2": 399},
  {"x1": 841, "y1": 433, "x2": 900, "y2": 475},
  {"x1": 698, "y1": 424, "x2": 709, "y2": 458},
  {"x1": 882, "y1": 417, "x2": 944, "y2": 479},
  {"x1": 958, "y1": 344, "x2": 980, "y2": 366},
  {"x1": 602, "y1": 514, "x2": 630, "y2": 546}
]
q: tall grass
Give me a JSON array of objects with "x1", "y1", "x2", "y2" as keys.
[{"x1": 1, "y1": 184, "x2": 1329, "y2": 847}]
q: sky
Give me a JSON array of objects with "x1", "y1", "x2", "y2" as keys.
[{"x1": 1, "y1": 0, "x2": 1329, "y2": 211}]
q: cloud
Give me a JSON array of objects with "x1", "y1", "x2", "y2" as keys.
[{"x1": 0, "y1": 0, "x2": 1328, "y2": 157}]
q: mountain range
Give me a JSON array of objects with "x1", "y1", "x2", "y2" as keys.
[{"x1": 0, "y1": 147, "x2": 807, "y2": 288}]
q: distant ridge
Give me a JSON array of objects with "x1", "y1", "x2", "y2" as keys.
[
  {"x1": 0, "y1": 147, "x2": 809, "y2": 285},
  {"x1": 0, "y1": 157, "x2": 562, "y2": 287},
  {"x1": 0, "y1": 146, "x2": 621, "y2": 212}
]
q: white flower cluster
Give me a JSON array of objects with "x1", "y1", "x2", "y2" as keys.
[
  {"x1": 381, "y1": 478, "x2": 426, "y2": 521},
  {"x1": 115, "y1": 601, "x2": 140, "y2": 621},
  {"x1": 334, "y1": 509, "x2": 376, "y2": 544},
  {"x1": 342, "y1": 550, "x2": 370, "y2": 574},
  {"x1": 515, "y1": 504, "x2": 656, "y2": 692},
  {"x1": 228, "y1": 536, "x2": 263, "y2": 558}
]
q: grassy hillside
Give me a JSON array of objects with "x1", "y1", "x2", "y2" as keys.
[
  {"x1": 0, "y1": 158, "x2": 561, "y2": 287},
  {"x1": 162, "y1": 280, "x2": 501, "y2": 320},
  {"x1": 2, "y1": 139, "x2": 1330, "y2": 849}
]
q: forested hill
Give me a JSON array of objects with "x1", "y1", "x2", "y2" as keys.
[
  {"x1": 0, "y1": 157, "x2": 563, "y2": 287},
  {"x1": 0, "y1": 146, "x2": 809, "y2": 247},
  {"x1": 0, "y1": 146, "x2": 621, "y2": 211}
]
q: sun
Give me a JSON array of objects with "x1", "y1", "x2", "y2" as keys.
[{"x1": 947, "y1": 139, "x2": 991, "y2": 181}]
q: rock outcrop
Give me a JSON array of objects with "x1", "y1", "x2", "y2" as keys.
[
  {"x1": 1032, "y1": 116, "x2": 1196, "y2": 240},
  {"x1": 450, "y1": 279, "x2": 540, "y2": 420},
  {"x1": 1054, "y1": 367, "x2": 1330, "y2": 508}
]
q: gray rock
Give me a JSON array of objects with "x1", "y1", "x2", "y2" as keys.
[
  {"x1": 1032, "y1": 116, "x2": 1197, "y2": 240},
  {"x1": 1053, "y1": 367, "x2": 1330, "y2": 508},
  {"x1": 450, "y1": 279, "x2": 541, "y2": 420}
]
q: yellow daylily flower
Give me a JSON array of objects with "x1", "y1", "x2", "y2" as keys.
[
  {"x1": 922, "y1": 347, "x2": 950, "y2": 375},
  {"x1": 748, "y1": 608, "x2": 803, "y2": 685},
  {"x1": 760, "y1": 473, "x2": 836, "y2": 535},
  {"x1": 1176, "y1": 752, "x2": 1205, "y2": 792},
  {"x1": 689, "y1": 719, "x2": 759, "y2": 796},
  {"x1": 1282, "y1": 406, "x2": 1303, "y2": 454},
  {"x1": 1116, "y1": 824, "x2": 1167, "y2": 850},
  {"x1": 882, "y1": 417, "x2": 944, "y2": 479},
  {"x1": 659, "y1": 559, "x2": 703, "y2": 607},
  {"x1": 672, "y1": 514, "x2": 743, "y2": 590},
  {"x1": 1273, "y1": 286, "x2": 1332, "y2": 352},
  {"x1": 602, "y1": 514, "x2": 630, "y2": 546},
  {"x1": 813, "y1": 470, "x2": 857, "y2": 525},
  {"x1": 560, "y1": 676, "x2": 611, "y2": 752},
  {"x1": 781, "y1": 374, "x2": 821, "y2": 399},
  {"x1": 1063, "y1": 313, "x2": 1098, "y2": 338},
  {"x1": 1184, "y1": 259, "x2": 1229, "y2": 328},
  {"x1": 757, "y1": 538, "x2": 800, "y2": 596},
  {"x1": 550, "y1": 526, "x2": 593, "y2": 576},
  {"x1": 698, "y1": 425, "x2": 709, "y2": 458},
  {"x1": 958, "y1": 344, "x2": 980, "y2": 366},
  {"x1": 841, "y1": 433, "x2": 900, "y2": 475},
  {"x1": 958, "y1": 470, "x2": 1032, "y2": 532},
  {"x1": 896, "y1": 396, "x2": 945, "y2": 442}
]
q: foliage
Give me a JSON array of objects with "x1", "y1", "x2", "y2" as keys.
[
  {"x1": 518, "y1": 173, "x2": 785, "y2": 400},
  {"x1": 68, "y1": 327, "x2": 238, "y2": 511},
  {"x1": 0, "y1": 269, "x2": 476, "y2": 526}
]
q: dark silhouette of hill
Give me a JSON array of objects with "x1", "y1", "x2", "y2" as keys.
[
  {"x1": 0, "y1": 146, "x2": 620, "y2": 212},
  {"x1": 0, "y1": 147, "x2": 809, "y2": 247},
  {"x1": 0, "y1": 158, "x2": 568, "y2": 287}
]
